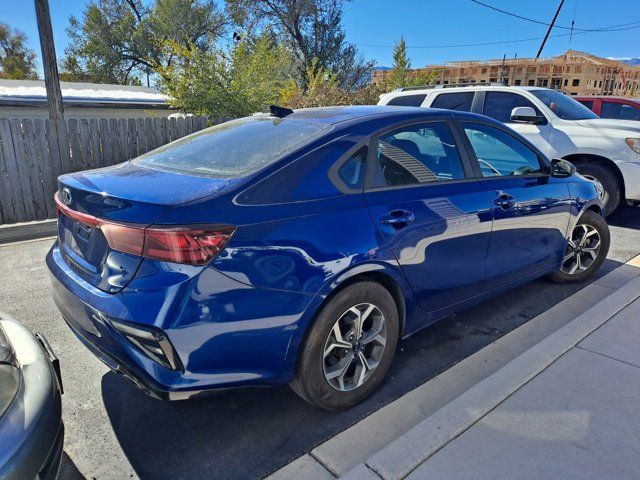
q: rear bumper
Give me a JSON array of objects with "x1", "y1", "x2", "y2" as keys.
[
  {"x1": 47, "y1": 242, "x2": 316, "y2": 398},
  {"x1": 0, "y1": 314, "x2": 64, "y2": 480}
]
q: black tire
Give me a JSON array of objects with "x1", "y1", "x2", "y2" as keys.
[
  {"x1": 548, "y1": 211, "x2": 610, "y2": 284},
  {"x1": 291, "y1": 281, "x2": 400, "y2": 411},
  {"x1": 575, "y1": 161, "x2": 621, "y2": 216}
]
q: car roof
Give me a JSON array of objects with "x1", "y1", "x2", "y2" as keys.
[
  {"x1": 574, "y1": 95, "x2": 640, "y2": 102},
  {"x1": 283, "y1": 105, "x2": 430, "y2": 124},
  {"x1": 385, "y1": 85, "x2": 552, "y2": 95},
  {"x1": 283, "y1": 105, "x2": 492, "y2": 126}
]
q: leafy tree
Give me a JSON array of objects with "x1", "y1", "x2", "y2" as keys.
[
  {"x1": 226, "y1": 0, "x2": 373, "y2": 90},
  {"x1": 280, "y1": 58, "x2": 384, "y2": 108},
  {"x1": 62, "y1": 0, "x2": 227, "y2": 85},
  {"x1": 0, "y1": 23, "x2": 38, "y2": 80},
  {"x1": 385, "y1": 36, "x2": 437, "y2": 90},
  {"x1": 165, "y1": 32, "x2": 295, "y2": 118}
]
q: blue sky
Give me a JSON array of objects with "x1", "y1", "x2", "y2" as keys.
[{"x1": 2, "y1": 0, "x2": 639, "y2": 75}]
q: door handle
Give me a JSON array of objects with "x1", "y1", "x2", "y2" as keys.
[
  {"x1": 380, "y1": 210, "x2": 415, "y2": 227},
  {"x1": 493, "y1": 192, "x2": 515, "y2": 210}
]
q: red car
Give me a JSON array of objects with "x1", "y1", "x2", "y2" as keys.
[{"x1": 575, "y1": 96, "x2": 640, "y2": 121}]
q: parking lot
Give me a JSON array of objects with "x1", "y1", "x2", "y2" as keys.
[{"x1": 0, "y1": 206, "x2": 638, "y2": 480}]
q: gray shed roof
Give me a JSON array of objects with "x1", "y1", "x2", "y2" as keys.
[{"x1": 0, "y1": 79, "x2": 170, "y2": 109}]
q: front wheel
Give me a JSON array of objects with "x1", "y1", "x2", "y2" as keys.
[
  {"x1": 576, "y1": 162, "x2": 621, "y2": 216},
  {"x1": 291, "y1": 281, "x2": 399, "y2": 410},
  {"x1": 548, "y1": 211, "x2": 610, "y2": 284}
]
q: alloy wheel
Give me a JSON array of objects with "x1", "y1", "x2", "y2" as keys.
[
  {"x1": 322, "y1": 303, "x2": 387, "y2": 392},
  {"x1": 561, "y1": 223, "x2": 602, "y2": 275}
]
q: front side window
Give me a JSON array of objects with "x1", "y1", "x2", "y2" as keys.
[
  {"x1": 462, "y1": 123, "x2": 543, "y2": 177},
  {"x1": 430, "y1": 92, "x2": 474, "y2": 112},
  {"x1": 135, "y1": 116, "x2": 333, "y2": 178},
  {"x1": 578, "y1": 100, "x2": 594, "y2": 111},
  {"x1": 529, "y1": 89, "x2": 598, "y2": 120},
  {"x1": 387, "y1": 94, "x2": 427, "y2": 107},
  {"x1": 371, "y1": 122, "x2": 465, "y2": 188},
  {"x1": 482, "y1": 92, "x2": 543, "y2": 123}
]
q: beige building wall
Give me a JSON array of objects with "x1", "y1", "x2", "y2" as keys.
[{"x1": 373, "y1": 50, "x2": 640, "y2": 97}]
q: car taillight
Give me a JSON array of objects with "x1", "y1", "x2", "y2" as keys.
[{"x1": 55, "y1": 192, "x2": 234, "y2": 265}]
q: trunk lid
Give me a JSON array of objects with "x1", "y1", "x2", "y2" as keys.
[{"x1": 56, "y1": 162, "x2": 229, "y2": 292}]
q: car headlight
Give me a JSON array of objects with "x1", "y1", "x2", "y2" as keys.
[
  {"x1": 0, "y1": 324, "x2": 19, "y2": 418},
  {"x1": 626, "y1": 138, "x2": 640, "y2": 154},
  {"x1": 0, "y1": 364, "x2": 20, "y2": 417}
]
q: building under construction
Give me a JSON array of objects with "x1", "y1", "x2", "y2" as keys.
[{"x1": 372, "y1": 50, "x2": 640, "y2": 97}]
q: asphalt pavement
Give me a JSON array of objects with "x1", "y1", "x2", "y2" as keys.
[{"x1": 0, "y1": 206, "x2": 638, "y2": 480}]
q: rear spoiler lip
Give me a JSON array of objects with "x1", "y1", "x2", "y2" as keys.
[{"x1": 54, "y1": 192, "x2": 100, "y2": 227}]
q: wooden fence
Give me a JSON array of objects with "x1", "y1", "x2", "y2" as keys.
[{"x1": 0, "y1": 116, "x2": 208, "y2": 225}]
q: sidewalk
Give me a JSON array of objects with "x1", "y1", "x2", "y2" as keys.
[{"x1": 269, "y1": 257, "x2": 640, "y2": 480}]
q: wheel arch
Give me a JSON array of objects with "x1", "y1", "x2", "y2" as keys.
[
  {"x1": 563, "y1": 153, "x2": 625, "y2": 199},
  {"x1": 285, "y1": 264, "x2": 412, "y2": 371}
]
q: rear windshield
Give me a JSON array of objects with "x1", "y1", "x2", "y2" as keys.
[{"x1": 135, "y1": 116, "x2": 333, "y2": 177}]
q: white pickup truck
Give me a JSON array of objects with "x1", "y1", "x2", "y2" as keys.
[{"x1": 379, "y1": 85, "x2": 640, "y2": 214}]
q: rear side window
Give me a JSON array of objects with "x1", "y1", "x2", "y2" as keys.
[
  {"x1": 387, "y1": 94, "x2": 427, "y2": 107},
  {"x1": 371, "y1": 122, "x2": 465, "y2": 188},
  {"x1": 430, "y1": 92, "x2": 474, "y2": 111},
  {"x1": 462, "y1": 123, "x2": 543, "y2": 177},
  {"x1": 135, "y1": 116, "x2": 333, "y2": 178},
  {"x1": 338, "y1": 147, "x2": 368, "y2": 189},
  {"x1": 482, "y1": 92, "x2": 542, "y2": 123}
]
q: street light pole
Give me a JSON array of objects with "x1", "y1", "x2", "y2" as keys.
[{"x1": 34, "y1": 0, "x2": 64, "y2": 120}]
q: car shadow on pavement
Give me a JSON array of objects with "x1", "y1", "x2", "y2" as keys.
[
  {"x1": 102, "y1": 257, "x2": 625, "y2": 480},
  {"x1": 59, "y1": 452, "x2": 85, "y2": 480},
  {"x1": 608, "y1": 205, "x2": 640, "y2": 229}
]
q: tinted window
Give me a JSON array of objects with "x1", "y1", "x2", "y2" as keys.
[
  {"x1": 431, "y1": 92, "x2": 474, "y2": 111},
  {"x1": 338, "y1": 147, "x2": 367, "y2": 189},
  {"x1": 372, "y1": 122, "x2": 465, "y2": 187},
  {"x1": 135, "y1": 116, "x2": 333, "y2": 178},
  {"x1": 578, "y1": 99, "x2": 594, "y2": 111},
  {"x1": 483, "y1": 92, "x2": 542, "y2": 123},
  {"x1": 463, "y1": 123, "x2": 543, "y2": 177},
  {"x1": 601, "y1": 101, "x2": 640, "y2": 120},
  {"x1": 387, "y1": 94, "x2": 427, "y2": 107},
  {"x1": 529, "y1": 90, "x2": 598, "y2": 120}
]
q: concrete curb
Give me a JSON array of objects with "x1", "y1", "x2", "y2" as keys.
[
  {"x1": 0, "y1": 219, "x2": 57, "y2": 245},
  {"x1": 350, "y1": 274, "x2": 640, "y2": 480},
  {"x1": 266, "y1": 258, "x2": 640, "y2": 480}
]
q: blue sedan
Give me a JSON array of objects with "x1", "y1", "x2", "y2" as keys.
[{"x1": 47, "y1": 106, "x2": 609, "y2": 410}]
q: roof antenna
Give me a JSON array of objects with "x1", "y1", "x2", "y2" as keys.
[{"x1": 269, "y1": 105, "x2": 294, "y2": 118}]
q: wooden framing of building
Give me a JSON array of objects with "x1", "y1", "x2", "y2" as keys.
[{"x1": 373, "y1": 50, "x2": 640, "y2": 97}]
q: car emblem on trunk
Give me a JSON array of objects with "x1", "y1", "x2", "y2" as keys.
[{"x1": 61, "y1": 187, "x2": 72, "y2": 205}]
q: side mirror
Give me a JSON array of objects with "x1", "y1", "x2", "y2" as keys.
[
  {"x1": 550, "y1": 158, "x2": 576, "y2": 178},
  {"x1": 510, "y1": 107, "x2": 545, "y2": 124}
]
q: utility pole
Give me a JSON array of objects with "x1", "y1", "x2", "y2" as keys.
[
  {"x1": 536, "y1": 0, "x2": 565, "y2": 59},
  {"x1": 35, "y1": 0, "x2": 64, "y2": 120}
]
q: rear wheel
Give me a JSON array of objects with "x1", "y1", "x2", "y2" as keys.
[
  {"x1": 575, "y1": 161, "x2": 621, "y2": 215},
  {"x1": 291, "y1": 281, "x2": 399, "y2": 410},
  {"x1": 548, "y1": 211, "x2": 610, "y2": 284}
]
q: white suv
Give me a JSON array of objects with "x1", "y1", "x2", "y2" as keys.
[{"x1": 379, "y1": 85, "x2": 640, "y2": 214}]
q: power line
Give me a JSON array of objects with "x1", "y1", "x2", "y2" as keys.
[
  {"x1": 354, "y1": 21, "x2": 640, "y2": 50},
  {"x1": 469, "y1": 0, "x2": 640, "y2": 32}
]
